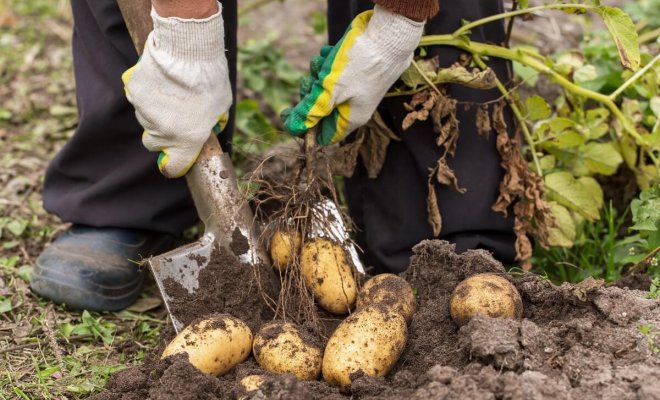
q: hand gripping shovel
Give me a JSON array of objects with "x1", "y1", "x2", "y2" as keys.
[{"x1": 117, "y1": 0, "x2": 269, "y2": 333}]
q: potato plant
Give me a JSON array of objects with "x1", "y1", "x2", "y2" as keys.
[{"x1": 375, "y1": 0, "x2": 660, "y2": 268}]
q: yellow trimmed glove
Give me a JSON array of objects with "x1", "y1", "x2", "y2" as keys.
[
  {"x1": 283, "y1": 6, "x2": 424, "y2": 145},
  {"x1": 122, "y1": 3, "x2": 231, "y2": 178}
]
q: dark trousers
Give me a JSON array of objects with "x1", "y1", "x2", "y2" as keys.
[{"x1": 44, "y1": 0, "x2": 515, "y2": 274}]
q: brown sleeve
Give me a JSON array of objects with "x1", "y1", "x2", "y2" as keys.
[{"x1": 371, "y1": 0, "x2": 439, "y2": 21}]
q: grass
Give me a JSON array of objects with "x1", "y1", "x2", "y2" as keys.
[{"x1": 0, "y1": 2, "x2": 170, "y2": 398}]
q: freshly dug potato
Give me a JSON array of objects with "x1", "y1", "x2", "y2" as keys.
[
  {"x1": 301, "y1": 238, "x2": 357, "y2": 315},
  {"x1": 357, "y1": 274, "x2": 417, "y2": 324},
  {"x1": 162, "y1": 314, "x2": 253, "y2": 376},
  {"x1": 270, "y1": 230, "x2": 302, "y2": 271},
  {"x1": 450, "y1": 273, "x2": 523, "y2": 327},
  {"x1": 253, "y1": 322, "x2": 322, "y2": 381},
  {"x1": 322, "y1": 305, "x2": 407, "y2": 389},
  {"x1": 239, "y1": 375, "x2": 265, "y2": 393}
]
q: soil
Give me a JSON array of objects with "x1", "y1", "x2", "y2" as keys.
[
  {"x1": 90, "y1": 240, "x2": 660, "y2": 400},
  {"x1": 161, "y1": 242, "x2": 279, "y2": 333}
]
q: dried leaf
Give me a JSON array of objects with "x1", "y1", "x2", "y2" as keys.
[
  {"x1": 491, "y1": 101, "x2": 555, "y2": 268},
  {"x1": 476, "y1": 104, "x2": 492, "y2": 138},
  {"x1": 427, "y1": 181, "x2": 442, "y2": 237},
  {"x1": 434, "y1": 64, "x2": 498, "y2": 90},
  {"x1": 436, "y1": 158, "x2": 466, "y2": 194},
  {"x1": 332, "y1": 132, "x2": 364, "y2": 178},
  {"x1": 431, "y1": 94, "x2": 460, "y2": 156},
  {"x1": 359, "y1": 112, "x2": 397, "y2": 179},
  {"x1": 403, "y1": 90, "x2": 438, "y2": 130}
]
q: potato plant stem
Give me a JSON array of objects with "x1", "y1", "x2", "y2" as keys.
[
  {"x1": 453, "y1": 4, "x2": 596, "y2": 38},
  {"x1": 418, "y1": 35, "x2": 660, "y2": 172},
  {"x1": 609, "y1": 53, "x2": 660, "y2": 101}
]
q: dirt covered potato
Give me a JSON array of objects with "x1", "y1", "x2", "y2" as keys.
[
  {"x1": 301, "y1": 238, "x2": 357, "y2": 314},
  {"x1": 357, "y1": 274, "x2": 417, "y2": 324},
  {"x1": 270, "y1": 229, "x2": 302, "y2": 271},
  {"x1": 162, "y1": 314, "x2": 253, "y2": 376},
  {"x1": 322, "y1": 305, "x2": 407, "y2": 389},
  {"x1": 253, "y1": 322, "x2": 323, "y2": 381},
  {"x1": 450, "y1": 273, "x2": 523, "y2": 327}
]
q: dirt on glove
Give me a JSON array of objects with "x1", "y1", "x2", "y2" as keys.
[{"x1": 89, "y1": 240, "x2": 660, "y2": 400}]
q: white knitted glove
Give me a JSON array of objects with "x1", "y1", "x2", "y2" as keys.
[
  {"x1": 122, "y1": 3, "x2": 231, "y2": 178},
  {"x1": 283, "y1": 6, "x2": 424, "y2": 145}
]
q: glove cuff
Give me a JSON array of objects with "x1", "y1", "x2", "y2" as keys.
[
  {"x1": 366, "y1": 5, "x2": 424, "y2": 63},
  {"x1": 150, "y1": 1, "x2": 225, "y2": 62}
]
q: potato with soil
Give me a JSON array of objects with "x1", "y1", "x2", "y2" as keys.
[
  {"x1": 322, "y1": 305, "x2": 407, "y2": 389},
  {"x1": 357, "y1": 273, "x2": 417, "y2": 324},
  {"x1": 450, "y1": 273, "x2": 523, "y2": 327},
  {"x1": 162, "y1": 314, "x2": 253, "y2": 376},
  {"x1": 253, "y1": 321, "x2": 323, "y2": 380},
  {"x1": 301, "y1": 238, "x2": 357, "y2": 314},
  {"x1": 270, "y1": 229, "x2": 302, "y2": 271}
]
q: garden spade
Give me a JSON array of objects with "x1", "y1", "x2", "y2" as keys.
[{"x1": 117, "y1": 0, "x2": 270, "y2": 333}]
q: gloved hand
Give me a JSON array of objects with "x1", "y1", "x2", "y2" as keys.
[
  {"x1": 122, "y1": 2, "x2": 231, "y2": 178},
  {"x1": 283, "y1": 6, "x2": 424, "y2": 145}
]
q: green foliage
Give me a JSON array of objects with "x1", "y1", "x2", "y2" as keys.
[
  {"x1": 638, "y1": 324, "x2": 660, "y2": 353},
  {"x1": 649, "y1": 277, "x2": 660, "y2": 299},
  {"x1": 532, "y1": 202, "x2": 631, "y2": 283}
]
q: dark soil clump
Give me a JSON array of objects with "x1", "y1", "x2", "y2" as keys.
[
  {"x1": 161, "y1": 244, "x2": 279, "y2": 332},
  {"x1": 92, "y1": 240, "x2": 660, "y2": 400}
]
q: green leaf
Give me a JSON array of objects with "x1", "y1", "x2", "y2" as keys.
[
  {"x1": 595, "y1": 6, "x2": 641, "y2": 71},
  {"x1": 0, "y1": 297, "x2": 13, "y2": 313},
  {"x1": 519, "y1": 0, "x2": 528, "y2": 8},
  {"x1": 400, "y1": 58, "x2": 439, "y2": 89},
  {"x1": 547, "y1": 202, "x2": 577, "y2": 248},
  {"x1": 544, "y1": 172, "x2": 604, "y2": 220},
  {"x1": 631, "y1": 186, "x2": 660, "y2": 232},
  {"x1": 578, "y1": 142, "x2": 623, "y2": 176},
  {"x1": 5, "y1": 218, "x2": 28, "y2": 237},
  {"x1": 650, "y1": 96, "x2": 660, "y2": 118},
  {"x1": 526, "y1": 95, "x2": 551, "y2": 120},
  {"x1": 574, "y1": 64, "x2": 599, "y2": 84},
  {"x1": 513, "y1": 60, "x2": 538, "y2": 86},
  {"x1": 81, "y1": 311, "x2": 116, "y2": 345},
  {"x1": 536, "y1": 118, "x2": 586, "y2": 148}
]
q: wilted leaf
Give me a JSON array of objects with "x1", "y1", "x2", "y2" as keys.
[
  {"x1": 546, "y1": 202, "x2": 577, "y2": 247},
  {"x1": 427, "y1": 181, "x2": 442, "y2": 237},
  {"x1": 617, "y1": 136, "x2": 638, "y2": 169},
  {"x1": 544, "y1": 172, "x2": 603, "y2": 220},
  {"x1": 595, "y1": 6, "x2": 641, "y2": 71},
  {"x1": 403, "y1": 90, "x2": 437, "y2": 130},
  {"x1": 526, "y1": 95, "x2": 551, "y2": 120},
  {"x1": 436, "y1": 158, "x2": 466, "y2": 194},
  {"x1": 430, "y1": 94, "x2": 459, "y2": 156},
  {"x1": 476, "y1": 104, "x2": 491, "y2": 137}
]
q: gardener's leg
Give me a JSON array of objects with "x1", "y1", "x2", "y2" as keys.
[
  {"x1": 331, "y1": 0, "x2": 516, "y2": 273},
  {"x1": 32, "y1": 0, "x2": 238, "y2": 311}
]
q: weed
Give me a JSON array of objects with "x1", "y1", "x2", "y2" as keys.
[{"x1": 638, "y1": 324, "x2": 660, "y2": 354}]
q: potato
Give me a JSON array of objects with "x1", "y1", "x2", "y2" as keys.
[
  {"x1": 450, "y1": 273, "x2": 523, "y2": 327},
  {"x1": 162, "y1": 314, "x2": 253, "y2": 376},
  {"x1": 253, "y1": 322, "x2": 322, "y2": 381},
  {"x1": 322, "y1": 305, "x2": 407, "y2": 389},
  {"x1": 357, "y1": 274, "x2": 417, "y2": 324},
  {"x1": 270, "y1": 230, "x2": 302, "y2": 271},
  {"x1": 301, "y1": 238, "x2": 357, "y2": 315}
]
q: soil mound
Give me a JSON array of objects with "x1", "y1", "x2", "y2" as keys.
[{"x1": 90, "y1": 240, "x2": 660, "y2": 400}]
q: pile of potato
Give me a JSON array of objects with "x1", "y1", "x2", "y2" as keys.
[{"x1": 160, "y1": 233, "x2": 524, "y2": 394}]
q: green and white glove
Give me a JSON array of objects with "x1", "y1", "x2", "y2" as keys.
[
  {"x1": 283, "y1": 6, "x2": 424, "y2": 145},
  {"x1": 122, "y1": 2, "x2": 231, "y2": 178}
]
